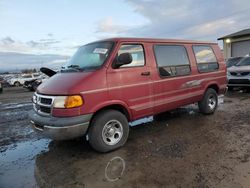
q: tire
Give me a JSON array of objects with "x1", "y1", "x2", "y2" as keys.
[
  {"x1": 14, "y1": 81, "x2": 21, "y2": 87},
  {"x1": 198, "y1": 88, "x2": 218, "y2": 115},
  {"x1": 227, "y1": 86, "x2": 234, "y2": 91},
  {"x1": 88, "y1": 110, "x2": 129, "y2": 153},
  {"x1": 246, "y1": 87, "x2": 250, "y2": 93},
  {"x1": 32, "y1": 83, "x2": 38, "y2": 91},
  {"x1": 29, "y1": 87, "x2": 34, "y2": 92}
]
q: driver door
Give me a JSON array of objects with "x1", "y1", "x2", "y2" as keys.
[{"x1": 107, "y1": 43, "x2": 153, "y2": 120}]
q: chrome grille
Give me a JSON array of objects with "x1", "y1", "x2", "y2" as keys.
[
  {"x1": 40, "y1": 98, "x2": 52, "y2": 105},
  {"x1": 33, "y1": 93, "x2": 54, "y2": 116}
]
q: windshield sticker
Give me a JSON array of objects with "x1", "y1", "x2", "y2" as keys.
[{"x1": 93, "y1": 48, "x2": 108, "y2": 54}]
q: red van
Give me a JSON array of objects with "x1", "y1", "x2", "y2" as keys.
[{"x1": 29, "y1": 38, "x2": 227, "y2": 152}]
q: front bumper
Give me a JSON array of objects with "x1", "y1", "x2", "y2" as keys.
[
  {"x1": 227, "y1": 75, "x2": 250, "y2": 87},
  {"x1": 29, "y1": 111, "x2": 93, "y2": 140}
]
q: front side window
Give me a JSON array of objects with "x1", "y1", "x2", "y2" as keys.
[
  {"x1": 62, "y1": 41, "x2": 113, "y2": 72},
  {"x1": 154, "y1": 45, "x2": 191, "y2": 77},
  {"x1": 118, "y1": 44, "x2": 145, "y2": 68},
  {"x1": 193, "y1": 45, "x2": 219, "y2": 72}
]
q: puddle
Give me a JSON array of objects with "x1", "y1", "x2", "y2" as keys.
[
  {"x1": 0, "y1": 109, "x2": 32, "y2": 123},
  {"x1": 0, "y1": 102, "x2": 32, "y2": 110},
  {"x1": 0, "y1": 139, "x2": 50, "y2": 188}
]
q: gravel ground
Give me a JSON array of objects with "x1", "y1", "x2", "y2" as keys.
[{"x1": 0, "y1": 87, "x2": 250, "y2": 188}]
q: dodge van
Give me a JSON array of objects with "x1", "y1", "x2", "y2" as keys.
[{"x1": 29, "y1": 38, "x2": 227, "y2": 152}]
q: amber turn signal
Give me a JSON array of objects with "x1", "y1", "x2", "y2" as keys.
[{"x1": 64, "y1": 95, "x2": 83, "y2": 108}]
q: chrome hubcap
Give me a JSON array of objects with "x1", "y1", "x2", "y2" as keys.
[
  {"x1": 208, "y1": 95, "x2": 216, "y2": 109},
  {"x1": 102, "y1": 120, "x2": 123, "y2": 145}
]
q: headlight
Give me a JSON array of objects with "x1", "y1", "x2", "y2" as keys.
[
  {"x1": 53, "y1": 95, "x2": 83, "y2": 108},
  {"x1": 53, "y1": 96, "x2": 67, "y2": 108}
]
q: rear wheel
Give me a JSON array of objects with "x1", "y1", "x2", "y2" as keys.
[
  {"x1": 88, "y1": 110, "x2": 129, "y2": 153},
  {"x1": 198, "y1": 88, "x2": 218, "y2": 115}
]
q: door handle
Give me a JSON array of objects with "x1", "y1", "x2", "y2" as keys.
[{"x1": 141, "y1": 71, "x2": 150, "y2": 76}]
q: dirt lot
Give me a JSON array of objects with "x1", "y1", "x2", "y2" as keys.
[{"x1": 0, "y1": 87, "x2": 250, "y2": 188}]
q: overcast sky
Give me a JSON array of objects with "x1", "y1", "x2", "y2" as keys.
[{"x1": 0, "y1": 0, "x2": 250, "y2": 56}]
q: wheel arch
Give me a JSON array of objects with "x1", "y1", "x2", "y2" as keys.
[
  {"x1": 87, "y1": 101, "x2": 132, "y2": 134},
  {"x1": 205, "y1": 83, "x2": 219, "y2": 93}
]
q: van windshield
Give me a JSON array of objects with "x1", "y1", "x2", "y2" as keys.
[{"x1": 62, "y1": 41, "x2": 113, "y2": 72}]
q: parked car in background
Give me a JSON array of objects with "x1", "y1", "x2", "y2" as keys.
[
  {"x1": 23, "y1": 75, "x2": 48, "y2": 91},
  {"x1": 29, "y1": 38, "x2": 227, "y2": 152},
  {"x1": 226, "y1": 57, "x2": 244, "y2": 68},
  {"x1": 227, "y1": 56, "x2": 250, "y2": 90},
  {"x1": 7, "y1": 73, "x2": 40, "y2": 87},
  {"x1": 1, "y1": 75, "x2": 13, "y2": 87}
]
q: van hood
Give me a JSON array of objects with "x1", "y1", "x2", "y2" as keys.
[
  {"x1": 40, "y1": 67, "x2": 57, "y2": 77},
  {"x1": 228, "y1": 65, "x2": 250, "y2": 72},
  {"x1": 37, "y1": 72, "x2": 94, "y2": 95}
]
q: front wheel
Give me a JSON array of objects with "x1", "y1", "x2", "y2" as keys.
[
  {"x1": 198, "y1": 88, "x2": 218, "y2": 115},
  {"x1": 227, "y1": 86, "x2": 234, "y2": 91},
  {"x1": 246, "y1": 87, "x2": 250, "y2": 93},
  {"x1": 88, "y1": 110, "x2": 129, "y2": 153},
  {"x1": 14, "y1": 81, "x2": 21, "y2": 87},
  {"x1": 32, "y1": 82, "x2": 39, "y2": 91}
]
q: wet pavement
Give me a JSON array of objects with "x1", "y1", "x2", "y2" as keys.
[{"x1": 1, "y1": 87, "x2": 250, "y2": 188}]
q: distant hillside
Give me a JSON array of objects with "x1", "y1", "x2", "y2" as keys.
[{"x1": 0, "y1": 52, "x2": 69, "y2": 72}]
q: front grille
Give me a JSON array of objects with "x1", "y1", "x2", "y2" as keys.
[
  {"x1": 33, "y1": 93, "x2": 54, "y2": 116},
  {"x1": 40, "y1": 98, "x2": 52, "y2": 105},
  {"x1": 228, "y1": 79, "x2": 250, "y2": 84},
  {"x1": 241, "y1": 72, "x2": 250, "y2": 76},
  {"x1": 230, "y1": 72, "x2": 237, "y2": 76},
  {"x1": 230, "y1": 72, "x2": 250, "y2": 76}
]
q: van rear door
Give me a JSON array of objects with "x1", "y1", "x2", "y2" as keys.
[{"x1": 152, "y1": 44, "x2": 194, "y2": 113}]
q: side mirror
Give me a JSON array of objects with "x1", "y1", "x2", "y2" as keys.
[{"x1": 113, "y1": 53, "x2": 133, "y2": 68}]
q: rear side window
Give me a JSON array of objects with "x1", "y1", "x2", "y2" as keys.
[
  {"x1": 118, "y1": 44, "x2": 145, "y2": 68},
  {"x1": 154, "y1": 45, "x2": 191, "y2": 77},
  {"x1": 193, "y1": 46, "x2": 219, "y2": 73}
]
